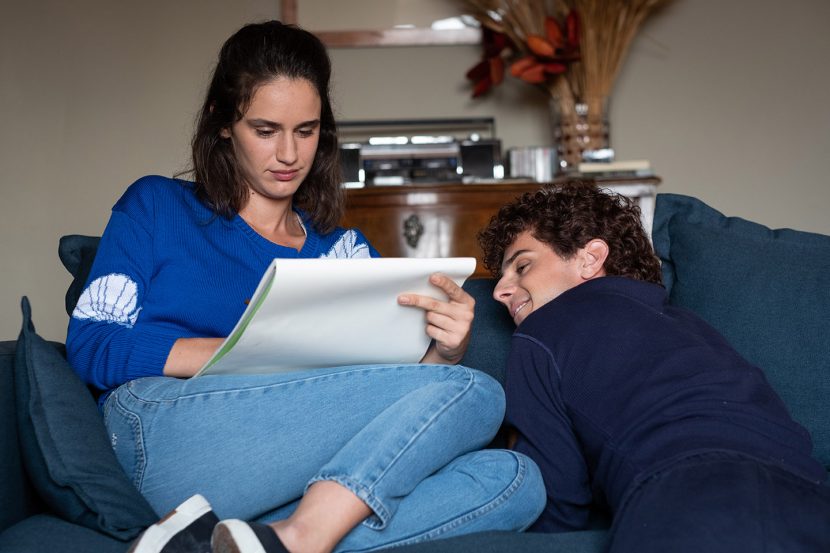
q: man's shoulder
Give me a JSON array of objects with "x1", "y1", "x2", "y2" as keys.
[
  {"x1": 556, "y1": 277, "x2": 664, "y2": 316},
  {"x1": 518, "y1": 277, "x2": 666, "y2": 342}
]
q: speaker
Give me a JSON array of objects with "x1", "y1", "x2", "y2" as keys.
[
  {"x1": 459, "y1": 139, "x2": 501, "y2": 179},
  {"x1": 339, "y1": 144, "x2": 362, "y2": 185}
]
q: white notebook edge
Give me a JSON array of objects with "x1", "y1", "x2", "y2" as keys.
[{"x1": 194, "y1": 257, "x2": 476, "y2": 377}]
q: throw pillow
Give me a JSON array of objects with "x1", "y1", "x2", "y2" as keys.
[
  {"x1": 58, "y1": 235, "x2": 100, "y2": 316},
  {"x1": 0, "y1": 341, "x2": 43, "y2": 533},
  {"x1": 652, "y1": 193, "x2": 830, "y2": 469},
  {"x1": 460, "y1": 278, "x2": 515, "y2": 386},
  {"x1": 14, "y1": 296, "x2": 158, "y2": 540}
]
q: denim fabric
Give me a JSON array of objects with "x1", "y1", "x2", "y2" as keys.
[{"x1": 102, "y1": 364, "x2": 546, "y2": 551}]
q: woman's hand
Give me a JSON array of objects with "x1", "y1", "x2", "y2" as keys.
[
  {"x1": 398, "y1": 273, "x2": 475, "y2": 365},
  {"x1": 163, "y1": 337, "x2": 224, "y2": 378}
]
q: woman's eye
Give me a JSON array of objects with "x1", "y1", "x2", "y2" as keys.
[
  {"x1": 255, "y1": 129, "x2": 275, "y2": 138},
  {"x1": 297, "y1": 128, "x2": 315, "y2": 138}
]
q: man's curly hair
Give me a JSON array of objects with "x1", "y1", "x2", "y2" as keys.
[{"x1": 478, "y1": 181, "x2": 663, "y2": 285}]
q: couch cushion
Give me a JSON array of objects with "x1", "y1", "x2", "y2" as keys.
[
  {"x1": 58, "y1": 235, "x2": 100, "y2": 316},
  {"x1": 652, "y1": 193, "x2": 830, "y2": 469},
  {"x1": 14, "y1": 297, "x2": 158, "y2": 540},
  {"x1": 0, "y1": 341, "x2": 44, "y2": 533},
  {"x1": 392, "y1": 529, "x2": 607, "y2": 553},
  {"x1": 0, "y1": 513, "x2": 129, "y2": 553},
  {"x1": 460, "y1": 279, "x2": 516, "y2": 386}
]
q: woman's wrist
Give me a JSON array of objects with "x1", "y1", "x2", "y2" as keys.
[
  {"x1": 419, "y1": 342, "x2": 463, "y2": 366},
  {"x1": 163, "y1": 337, "x2": 224, "y2": 377}
]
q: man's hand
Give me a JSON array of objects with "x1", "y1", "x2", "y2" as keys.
[{"x1": 398, "y1": 273, "x2": 475, "y2": 365}]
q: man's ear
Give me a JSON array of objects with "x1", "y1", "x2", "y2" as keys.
[{"x1": 580, "y1": 239, "x2": 609, "y2": 279}]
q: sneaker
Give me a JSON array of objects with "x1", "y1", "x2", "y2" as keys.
[
  {"x1": 211, "y1": 519, "x2": 289, "y2": 553},
  {"x1": 128, "y1": 494, "x2": 219, "y2": 553}
]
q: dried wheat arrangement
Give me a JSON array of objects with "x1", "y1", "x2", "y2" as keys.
[
  {"x1": 461, "y1": 0, "x2": 668, "y2": 104},
  {"x1": 461, "y1": 0, "x2": 669, "y2": 166}
]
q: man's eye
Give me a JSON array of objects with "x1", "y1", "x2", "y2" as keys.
[{"x1": 516, "y1": 263, "x2": 528, "y2": 275}]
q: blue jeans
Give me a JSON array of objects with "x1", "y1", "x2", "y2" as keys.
[{"x1": 103, "y1": 364, "x2": 545, "y2": 552}]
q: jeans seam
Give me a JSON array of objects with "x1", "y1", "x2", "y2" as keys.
[
  {"x1": 367, "y1": 451, "x2": 530, "y2": 550},
  {"x1": 105, "y1": 388, "x2": 148, "y2": 490},
  {"x1": 361, "y1": 366, "x2": 478, "y2": 527},
  {"x1": 124, "y1": 366, "x2": 425, "y2": 405},
  {"x1": 108, "y1": 365, "x2": 502, "y2": 528},
  {"x1": 306, "y1": 365, "x2": 480, "y2": 528}
]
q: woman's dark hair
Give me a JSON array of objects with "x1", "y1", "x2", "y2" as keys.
[
  {"x1": 478, "y1": 180, "x2": 663, "y2": 285},
  {"x1": 189, "y1": 20, "x2": 343, "y2": 233}
]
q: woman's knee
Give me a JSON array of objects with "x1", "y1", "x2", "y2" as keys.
[
  {"x1": 443, "y1": 365, "x2": 506, "y2": 426},
  {"x1": 452, "y1": 449, "x2": 546, "y2": 530}
]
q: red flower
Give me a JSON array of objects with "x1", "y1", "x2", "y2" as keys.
[
  {"x1": 467, "y1": 11, "x2": 581, "y2": 96},
  {"x1": 465, "y1": 27, "x2": 511, "y2": 97}
]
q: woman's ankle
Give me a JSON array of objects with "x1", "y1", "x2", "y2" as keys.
[{"x1": 271, "y1": 518, "x2": 329, "y2": 553}]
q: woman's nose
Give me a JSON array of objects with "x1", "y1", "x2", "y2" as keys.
[{"x1": 276, "y1": 134, "x2": 298, "y2": 165}]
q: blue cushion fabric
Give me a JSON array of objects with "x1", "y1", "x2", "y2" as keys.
[
  {"x1": 14, "y1": 297, "x2": 158, "y2": 540},
  {"x1": 58, "y1": 235, "x2": 100, "y2": 316},
  {"x1": 0, "y1": 513, "x2": 129, "y2": 553},
  {"x1": 0, "y1": 520, "x2": 608, "y2": 553},
  {"x1": 651, "y1": 193, "x2": 830, "y2": 469},
  {"x1": 460, "y1": 278, "x2": 516, "y2": 386},
  {"x1": 393, "y1": 529, "x2": 608, "y2": 553},
  {"x1": 0, "y1": 341, "x2": 44, "y2": 533}
]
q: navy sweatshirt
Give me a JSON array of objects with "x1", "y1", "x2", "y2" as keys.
[{"x1": 504, "y1": 276, "x2": 825, "y2": 532}]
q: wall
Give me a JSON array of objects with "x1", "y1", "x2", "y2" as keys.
[{"x1": 1, "y1": 0, "x2": 828, "y2": 341}]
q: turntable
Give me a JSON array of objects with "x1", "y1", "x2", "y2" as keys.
[{"x1": 337, "y1": 118, "x2": 503, "y2": 187}]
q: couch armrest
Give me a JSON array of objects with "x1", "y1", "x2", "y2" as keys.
[{"x1": 0, "y1": 340, "x2": 47, "y2": 532}]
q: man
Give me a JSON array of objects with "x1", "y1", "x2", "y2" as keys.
[{"x1": 478, "y1": 183, "x2": 830, "y2": 552}]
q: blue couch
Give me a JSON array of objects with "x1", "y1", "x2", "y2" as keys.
[{"x1": 2, "y1": 193, "x2": 828, "y2": 552}]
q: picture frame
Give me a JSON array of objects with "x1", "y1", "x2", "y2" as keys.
[{"x1": 280, "y1": 0, "x2": 481, "y2": 47}]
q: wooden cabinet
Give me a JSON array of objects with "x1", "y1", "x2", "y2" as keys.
[{"x1": 342, "y1": 178, "x2": 660, "y2": 278}]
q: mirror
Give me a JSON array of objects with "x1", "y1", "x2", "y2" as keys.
[{"x1": 280, "y1": 0, "x2": 481, "y2": 47}]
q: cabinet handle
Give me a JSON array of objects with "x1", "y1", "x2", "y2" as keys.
[{"x1": 402, "y1": 214, "x2": 424, "y2": 249}]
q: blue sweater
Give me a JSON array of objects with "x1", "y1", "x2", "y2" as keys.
[
  {"x1": 67, "y1": 175, "x2": 379, "y2": 395},
  {"x1": 505, "y1": 276, "x2": 825, "y2": 532}
]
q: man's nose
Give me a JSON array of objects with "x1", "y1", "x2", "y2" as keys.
[{"x1": 493, "y1": 277, "x2": 514, "y2": 305}]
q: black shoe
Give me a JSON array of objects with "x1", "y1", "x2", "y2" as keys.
[
  {"x1": 211, "y1": 519, "x2": 289, "y2": 553},
  {"x1": 128, "y1": 494, "x2": 219, "y2": 553}
]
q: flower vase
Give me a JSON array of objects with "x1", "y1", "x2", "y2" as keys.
[{"x1": 550, "y1": 95, "x2": 611, "y2": 173}]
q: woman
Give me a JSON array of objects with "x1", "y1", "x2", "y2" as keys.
[{"x1": 67, "y1": 20, "x2": 545, "y2": 553}]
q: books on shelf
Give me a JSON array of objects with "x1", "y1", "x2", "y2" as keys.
[
  {"x1": 195, "y1": 257, "x2": 477, "y2": 377},
  {"x1": 508, "y1": 146, "x2": 557, "y2": 182},
  {"x1": 577, "y1": 160, "x2": 653, "y2": 177}
]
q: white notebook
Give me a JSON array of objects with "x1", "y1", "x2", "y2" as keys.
[{"x1": 195, "y1": 257, "x2": 476, "y2": 376}]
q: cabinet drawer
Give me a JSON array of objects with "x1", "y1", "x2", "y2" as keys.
[{"x1": 343, "y1": 184, "x2": 540, "y2": 277}]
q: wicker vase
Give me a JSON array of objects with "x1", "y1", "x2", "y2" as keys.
[{"x1": 550, "y1": 95, "x2": 610, "y2": 173}]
